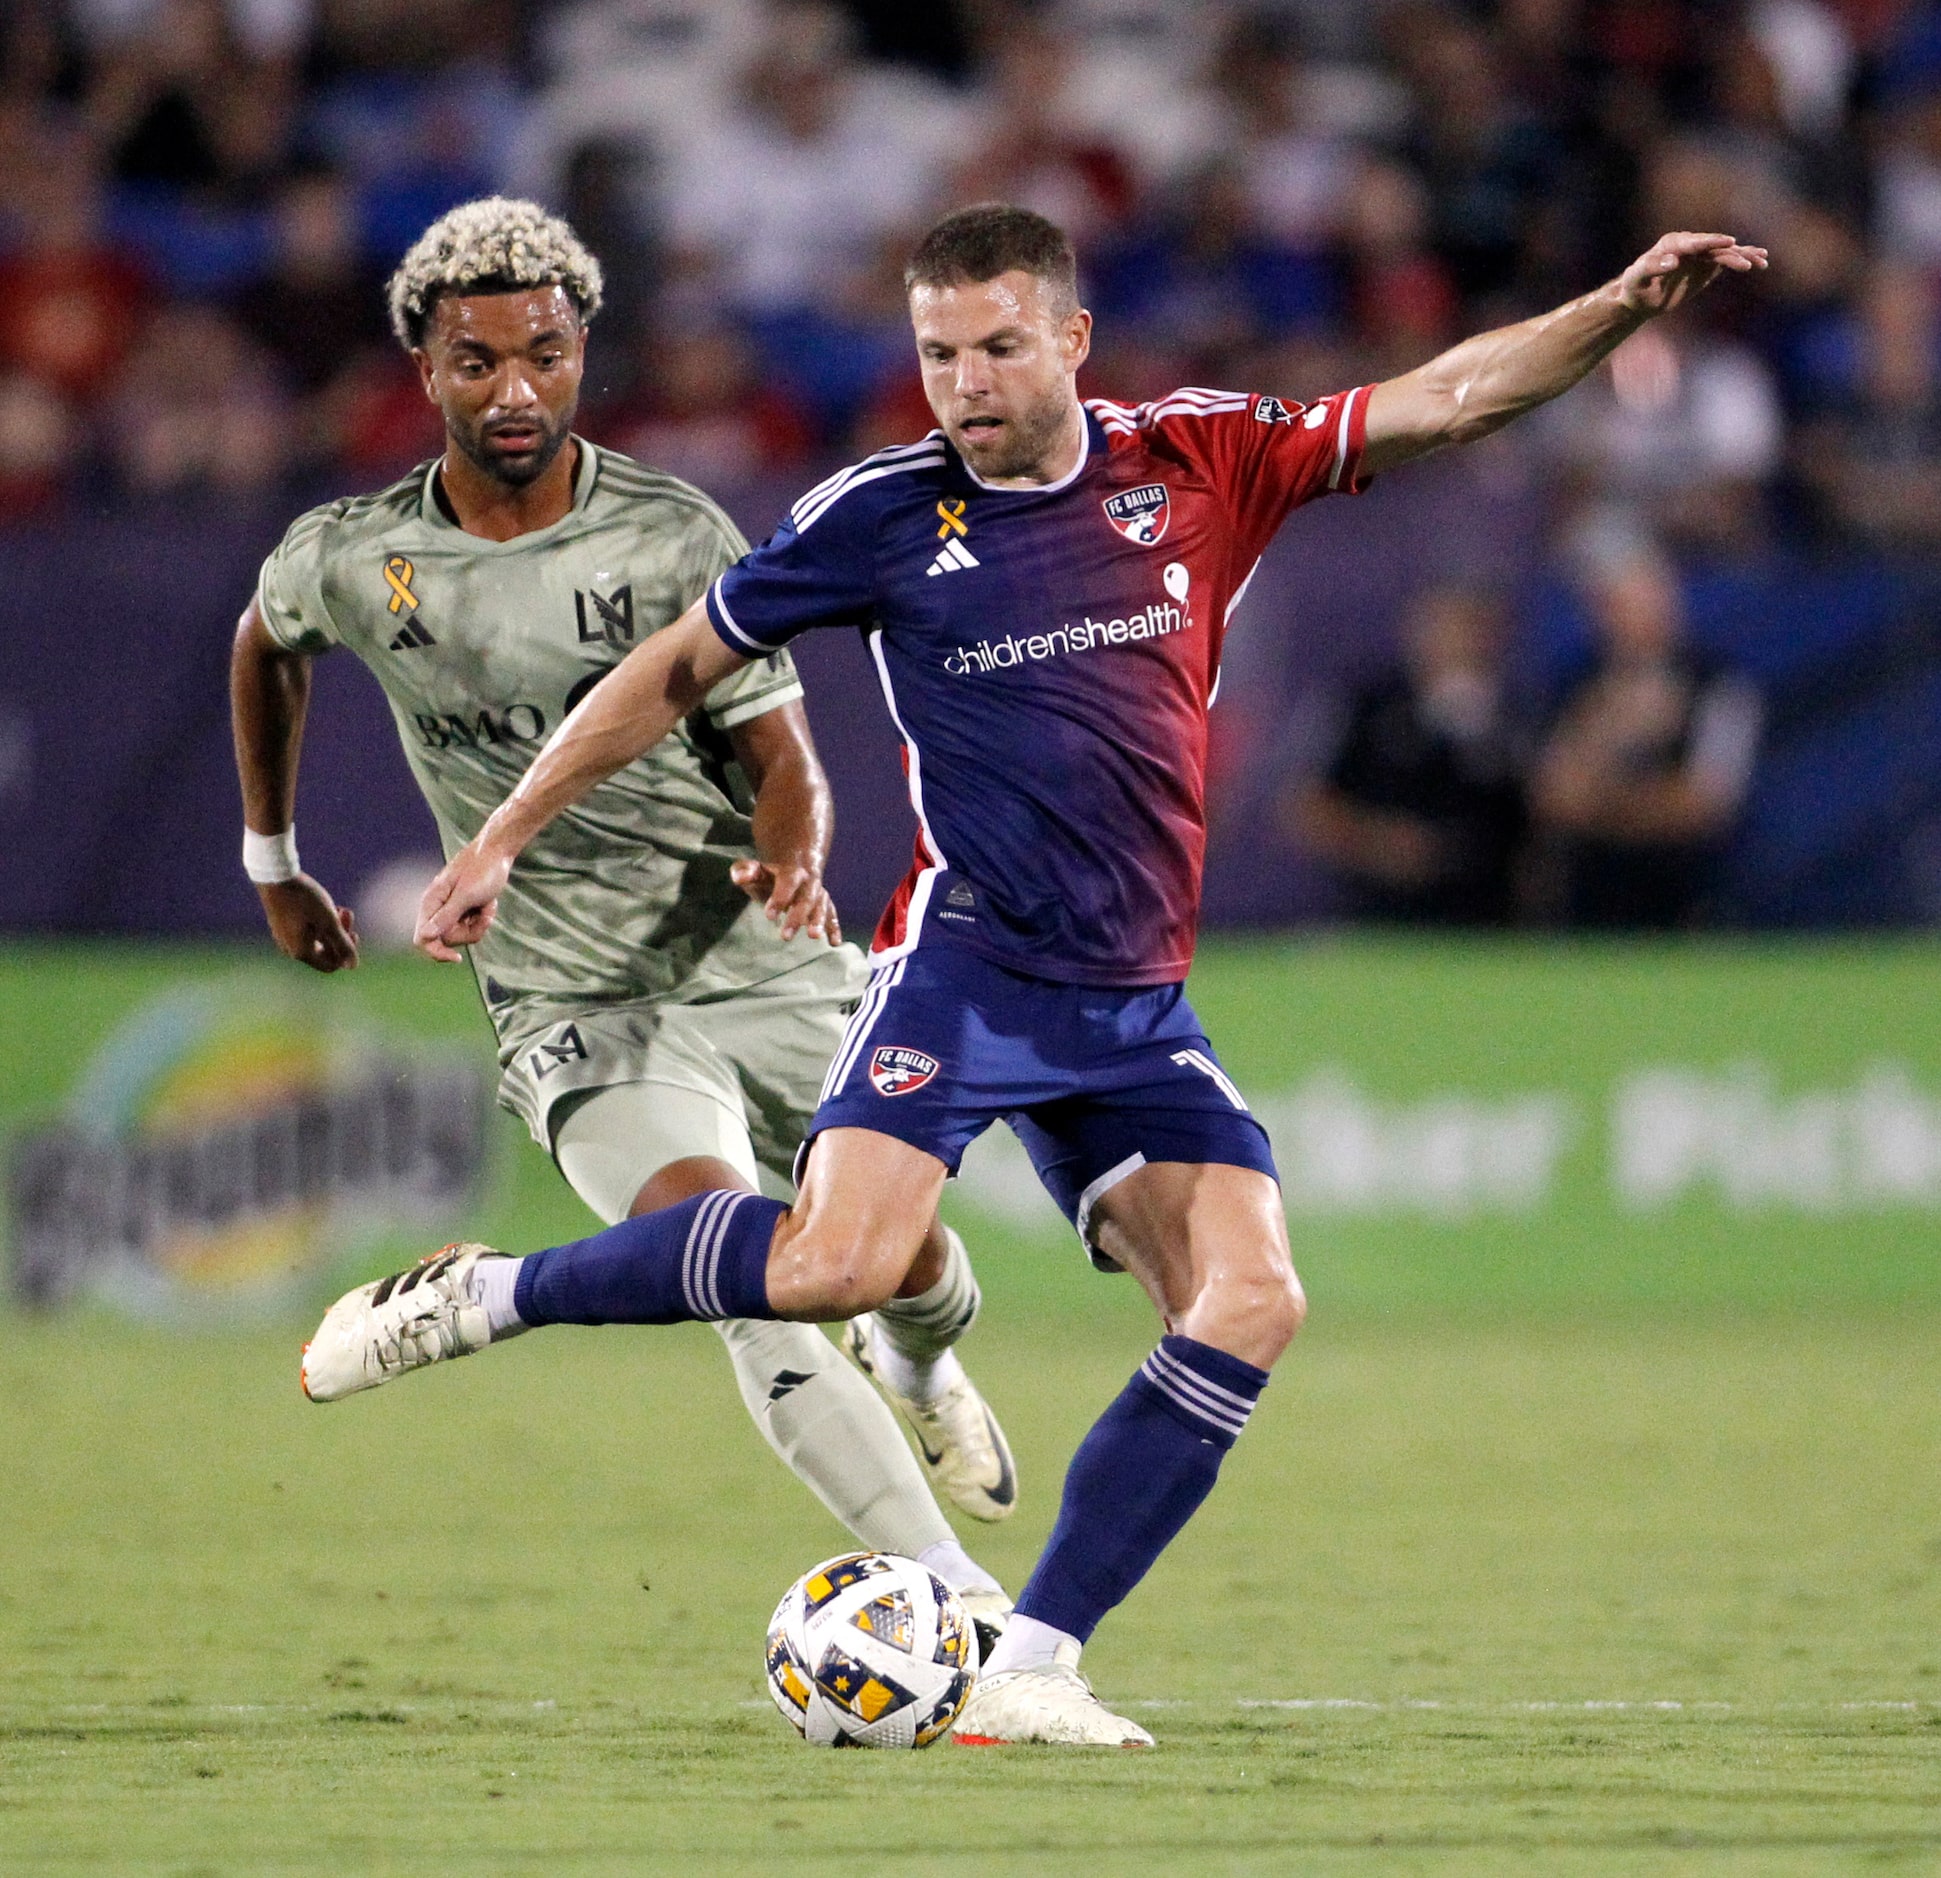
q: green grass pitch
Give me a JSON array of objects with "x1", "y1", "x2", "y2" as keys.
[
  {"x1": 1, "y1": 1304, "x2": 1936, "y2": 1874},
  {"x1": 1, "y1": 943, "x2": 1938, "y2": 1872}
]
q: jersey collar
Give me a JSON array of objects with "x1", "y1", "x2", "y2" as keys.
[
  {"x1": 952, "y1": 408, "x2": 1103, "y2": 496},
  {"x1": 419, "y1": 435, "x2": 602, "y2": 541}
]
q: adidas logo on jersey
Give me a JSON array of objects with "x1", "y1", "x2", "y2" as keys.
[
  {"x1": 382, "y1": 553, "x2": 435, "y2": 647},
  {"x1": 926, "y1": 537, "x2": 980, "y2": 577}
]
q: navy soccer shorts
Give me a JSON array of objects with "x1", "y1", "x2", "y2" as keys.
[{"x1": 802, "y1": 942, "x2": 1278, "y2": 1268}]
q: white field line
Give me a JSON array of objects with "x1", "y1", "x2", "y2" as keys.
[
  {"x1": 1227, "y1": 1699, "x2": 1939, "y2": 1714},
  {"x1": 26, "y1": 1697, "x2": 1937, "y2": 1719},
  {"x1": 32, "y1": 1699, "x2": 563, "y2": 1716}
]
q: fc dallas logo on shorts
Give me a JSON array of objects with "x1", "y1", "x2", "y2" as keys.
[
  {"x1": 869, "y1": 1046, "x2": 939, "y2": 1096},
  {"x1": 1102, "y1": 483, "x2": 1169, "y2": 546}
]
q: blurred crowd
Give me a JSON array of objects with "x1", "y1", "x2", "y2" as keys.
[
  {"x1": 1286, "y1": 536, "x2": 1767, "y2": 930},
  {"x1": 1, "y1": 0, "x2": 1938, "y2": 542},
  {"x1": 8, "y1": 0, "x2": 1941, "y2": 926}
]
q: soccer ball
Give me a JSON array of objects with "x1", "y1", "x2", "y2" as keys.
[{"x1": 764, "y1": 1551, "x2": 978, "y2": 1748}]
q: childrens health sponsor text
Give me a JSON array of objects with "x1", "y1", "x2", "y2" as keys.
[{"x1": 942, "y1": 595, "x2": 1190, "y2": 677}]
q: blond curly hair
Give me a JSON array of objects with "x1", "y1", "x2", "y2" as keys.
[{"x1": 386, "y1": 197, "x2": 605, "y2": 348}]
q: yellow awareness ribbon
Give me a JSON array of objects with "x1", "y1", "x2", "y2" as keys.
[
  {"x1": 935, "y1": 499, "x2": 968, "y2": 540},
  {"x1": 383, "y1": 556, "x2": 419, "y2": 615}
]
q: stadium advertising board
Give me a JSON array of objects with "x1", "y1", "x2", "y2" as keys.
[
  {"x1": 3, "y1": 941, "x2": 1936, "y2": 1321},
  {"x1": 952, "y1": 940, "x2": 1941, "y2": 1310},
  {"x1": 2, "y1": 957, "x2": 491, "y2": 1321}
]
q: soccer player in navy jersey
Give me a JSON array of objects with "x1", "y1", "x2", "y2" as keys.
[{"x1": 312, "y1": 204, "x2": 1765, "y2": 1746}]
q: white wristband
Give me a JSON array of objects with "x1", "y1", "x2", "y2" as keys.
[{"x1": 243, "y1": 825, "x2": 301, "y2": 884}]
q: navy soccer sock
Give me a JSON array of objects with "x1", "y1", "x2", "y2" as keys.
[
  {"x1": 1012, "y1": 1334, "x2": 1269, "y2": 1645},
  {"x1": 512, "y1": 1190, "x2": 786, "y2": 1327}
]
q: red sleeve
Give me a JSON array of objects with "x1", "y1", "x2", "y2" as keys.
[{"x1": 1117, "y1": 385, "x2": 1373, "y2": 565}]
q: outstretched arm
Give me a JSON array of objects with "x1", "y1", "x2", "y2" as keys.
[
  {"x1": 231, "y1": 599, "x2": 360, "y2": 971},
  {"x1": 728, "y1": 700, "x2": 843, "y2": 946},
  {"x1": 1360, "y1": 232, "x2": 1769, "y2": 477},
  {"x1": 415, "y1": 598, "x2": 749, "y2": 959}
]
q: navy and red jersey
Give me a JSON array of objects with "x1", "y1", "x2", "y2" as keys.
[{"x1": 707, "y1": 385, "x2": 1372, "y2": 987}]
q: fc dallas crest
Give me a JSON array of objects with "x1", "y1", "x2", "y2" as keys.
[
  {"x1": 1102, "y1": 482, "x2": 1170, "y2": 546},
  {"x1": 869, "y1": 1046, "x2": 939, "y2": 1096}
]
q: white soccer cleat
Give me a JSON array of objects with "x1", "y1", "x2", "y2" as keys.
[
  {"x1": 951, "y1": 1645, "x2": 1154, "y2": 1749},
  {"x1": 843, "y1": 1316, "x2": 1018, "y2": 1522},
  {"x1": 300, "y1": 1243, "x2": 497, "y2": 1403}
]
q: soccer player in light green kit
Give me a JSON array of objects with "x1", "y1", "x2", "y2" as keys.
[{"x1": 231, "y1": 199, "x2": 1013, "y2": 1627}]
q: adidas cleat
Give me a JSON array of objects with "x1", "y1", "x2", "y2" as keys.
[
  {"x1": 952, "y1": 1644, "x2": 1154, "y2": 1748},
  {"x1": 843, "y1": 1317, "x2": 1018, "y2": 1523},
  {"x1": 300, "y1": 1244, "x2": 497, "y2": 1403}
]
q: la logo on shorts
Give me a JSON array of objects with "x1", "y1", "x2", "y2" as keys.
[
  {"x1": 1102, "y1": 483, "x2": 1169, "y2": 546},
  {"x1": 869, "y1": 1046, "x2": 939, "y2": 1096}
]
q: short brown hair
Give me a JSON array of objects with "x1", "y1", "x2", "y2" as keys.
[{"x1": 904, "y1": 203, "x2": 1078, "y2": 312}]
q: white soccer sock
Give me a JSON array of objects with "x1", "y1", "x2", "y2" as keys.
[
  {"x1": 714, "y1": 1318, "x2": 956, "y2": 1557},
  {"x1": 466, "y1": 1254, "x2": 529, "y2": 1339},
  {"x1": 548, "y1": 1133, "x2": 962, "y2": 1563},
  {"x1": 872, "y1": 1226, "x2": 979, "y2": 1401},
  {"x1": 871, "y1": 1340, "x2": 966, "y2": 1406},
  {"x1": 980, "y1": 1613, "x2": 1078, "y2": 1677},
  {"x1": 916, "y1": 1538, "x2": 1002, "y2": 1598}
]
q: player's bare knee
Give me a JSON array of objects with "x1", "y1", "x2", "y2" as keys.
[
  {"x1": 1244, "y1": 1268, "x2": 1305, "y2": 1363},
  {"x1": 1195, "y1": 1262, "x2": 1304, "y2": 1367},
  {"x1": 772, "y1": 1214, "x2": 909, "y2": 1318},
  {"x1": 813, "y1": 1260, "x2": 901, "y2": 1319},
  {"x1": 1278, "y1": 1268, "x2": 1308, "y2": 1344}
]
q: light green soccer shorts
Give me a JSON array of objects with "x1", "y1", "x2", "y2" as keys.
[{"x1": 493, "y1": 944, "x2": 870, "y2": 1221}]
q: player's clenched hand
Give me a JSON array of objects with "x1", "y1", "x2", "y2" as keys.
[
  {"x1": 259, "y1": 876, "x2": 359, "y2": 973},
  {"x1": 731, "y1": 858, "x2": 842, "y2": 945},
  {"x1": 415, "y1": 839, "x2": 512, "y2": 962},
  {"x1": 1617, "y1": 232, "x2": 1768, "y2": 317}
]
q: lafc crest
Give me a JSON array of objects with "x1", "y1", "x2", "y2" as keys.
[{"x1": 576, "y1": 584, "x2": 635, "y2": 646}]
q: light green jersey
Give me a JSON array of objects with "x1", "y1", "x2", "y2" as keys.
[{"x1": 257, "y1": 441, "x2": 810, "y2": 1018}]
